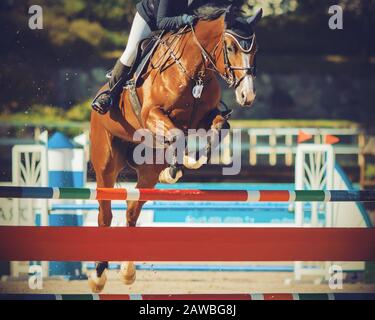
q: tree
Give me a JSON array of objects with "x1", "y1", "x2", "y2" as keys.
[
  {"x1": 243, "y1": 0, "x2": 298, "y2": 16},
  {"x1": 341, "y1": 0, "x2": 374, "y2": 65}
]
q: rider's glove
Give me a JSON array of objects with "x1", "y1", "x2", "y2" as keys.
[{"x1": 181, "y1": 14, "x2": 198, "y2": 26}]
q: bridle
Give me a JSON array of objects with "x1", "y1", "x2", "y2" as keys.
[
  {"x1": 222, "y1": 31, "x2": 257, "y2": 87},
  {"x1": 191, "y1": 25, "x2": 257, "y2": 88}
]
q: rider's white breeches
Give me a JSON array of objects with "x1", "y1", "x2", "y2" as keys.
[{"x1": 120, "y1": 12, "x2": 152, "y2": 67}]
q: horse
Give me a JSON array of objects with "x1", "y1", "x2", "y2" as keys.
[{"x1": 88, "y1": 4, "x2": 262, "y2": 292}]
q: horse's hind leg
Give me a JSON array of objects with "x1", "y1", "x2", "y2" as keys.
[
  {"x1": 88, "y1": 123, "x2": 126, "y2": 293},
  {"x1": 88, "y1": 171, "x2": 118, "y2": 293},
  {"x1": 119, "y1": 163, "x2": 164, "y2": 285}
]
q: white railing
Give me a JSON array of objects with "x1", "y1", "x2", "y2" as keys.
[{"x1": 247, "y1": 128, "x2": 364, "y2": 167}]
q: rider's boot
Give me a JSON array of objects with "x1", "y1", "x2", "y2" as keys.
[{"x1": 92, "y1": 60, "x2": 131, "y2": 115}]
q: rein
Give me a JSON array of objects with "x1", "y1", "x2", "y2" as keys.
[
  {"x1": 190, "y1": 24, "x2": 257, "y2": 88},
  {"x1": 158, "y1": 27, "x2": 200, "y2": 83},
  {"x1": 156, "y1": 23, "x2": 257, "y2": 91},
  {"x1": 190, "y1": 26, "x2": 233, "y2": 86}
]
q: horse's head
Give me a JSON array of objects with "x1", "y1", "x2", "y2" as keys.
[{"x1": 223, "y1": 7, "x2": 262, "y2": 107}]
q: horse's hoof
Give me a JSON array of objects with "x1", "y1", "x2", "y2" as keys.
[
  {"x1": 159, "y1": 167, "x2": 183, "y2": 184},
  {"x1": 88, "y1": 270, "x2": 107, "y2": 293},
  {"x1": 119, "y1": 262, "x2": 136, "y2": 285},
  {"x1": 183, "y1": 154, "x2": 207, "y2": 170}
]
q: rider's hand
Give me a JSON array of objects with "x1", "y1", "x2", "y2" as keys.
[{"x1": 182, "y1": 14, "x2": 198, "y2": 26}]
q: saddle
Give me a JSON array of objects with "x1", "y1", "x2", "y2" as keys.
[
  {"x1": 106, "y1": 31, "x2": 164, "y2": 88},
  {"x1": 108, "y1": 31, "x2": 164, "y2": 122},
  {"x1": 134, "y1": 31, "x2": 164, "y2": 87}
]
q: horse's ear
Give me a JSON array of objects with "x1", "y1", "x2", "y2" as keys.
[
  {"x1": 225, "y1": 5, "x2": 237, "y2": 29},
  {"x1": 247, "y1": 8, "x2": 263, "y2": 27}
]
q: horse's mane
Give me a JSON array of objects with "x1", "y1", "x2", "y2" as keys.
[{"x1": 189, "y1": 0, "x2": 237, "y2": 21}]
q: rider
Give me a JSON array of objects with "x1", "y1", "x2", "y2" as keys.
[{"x1": 92, "y1": 0, "x2": 198, "y2": 114}]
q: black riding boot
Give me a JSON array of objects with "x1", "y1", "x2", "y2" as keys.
[{"x1": 92, "y1": 60, "x2": 131, "y2": 114}]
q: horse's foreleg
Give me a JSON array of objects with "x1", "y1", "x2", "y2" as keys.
[
  {"x1": 119, "y1": 164, "x2": 162, "y2": 285},
  {"x1": 145, "y1": 107, "x2": 184, "y2": 184},
  {"x1": 145, "y1": 107, "x2": 177, "y2": 135},
  {"x1": 206, "y1": 113, "x2": 231, "y2": 162},
  {"x1": 184, "y1": 110, "x2": 230, "y2": 170},
  {"x1": 158, "y1": 146, "x2": 184, "y2": 184}
]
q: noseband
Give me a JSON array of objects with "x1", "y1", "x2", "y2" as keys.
[{"x1": 191, "y1": 26, "x2": 257, "y2": 88}]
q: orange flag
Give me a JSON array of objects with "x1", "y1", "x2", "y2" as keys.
[
  {"x1": 324, "y1": 135, "x2": 340, "y2": 145},
  {"x1": 298, "y1": 130, "x2": 313, "y2": 144}
]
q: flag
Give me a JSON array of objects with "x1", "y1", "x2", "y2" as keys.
[
  {"x1": 324, "y1": 135, "x2": 340, "y2": 145},
  {"x1": 298, "y1": 130, "x2": 313, "y2": 144}
]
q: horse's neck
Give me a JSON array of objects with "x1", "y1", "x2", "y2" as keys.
[
  {"x1": 194, "y1": 18, "x2": 225, "y2": 52},
  {"x1": 189, "y1": 17, "x2": 226, "y2": 77}
]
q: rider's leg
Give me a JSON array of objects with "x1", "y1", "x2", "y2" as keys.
[
  {"x1": 92, "y1": 12, "x2": 152, "y2": 114},
  {"x1": 119, "y1": 13, "x2": 152, "y2": 67}
]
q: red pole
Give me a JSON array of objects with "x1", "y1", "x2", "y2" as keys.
[{"x1": 0, "y1": 227, "x2": 374, "y2": 262}]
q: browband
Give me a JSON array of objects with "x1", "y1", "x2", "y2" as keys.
[{"x1": 225, "y1": 31, "x2": 256, "y2": 53}]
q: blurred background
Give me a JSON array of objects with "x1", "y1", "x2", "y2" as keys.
[
  {"x1": 0, "y1": 0, "x2": 375, "y2": 287},
  {"x1": 0, "y1": 0, "x2": 375, "y2": 185}
]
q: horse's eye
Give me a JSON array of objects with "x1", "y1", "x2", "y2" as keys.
[{"x1": 227, "y1": 45, "x2": 236, "y2": 53}]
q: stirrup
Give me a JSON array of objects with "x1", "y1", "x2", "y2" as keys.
[
  {"x1": 92, "y1": 90, "x2": 113, "y2": 114},
  {"x1": 92, "y1": 90, "x2": 111, "y2": 105}
]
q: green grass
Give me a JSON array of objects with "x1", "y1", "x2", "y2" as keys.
[
  {"x1": 229, "y1": 119, "x2": 360, "y2": 129},
  {"x1": 1, "y1": 117, "x2": 360, "y2": 131},
  {"x1": 0, "y1": 102, "x2": 362, "y2": 134},
  {"x1": 366, "y1": 164, "x2": 375, "y2": 179},
  {"x1": 0, "y1": 102, "x2": 92, "y2": 134},
  {"x1": 0, "y1": 118, "x2": 89, "y2": 130}
]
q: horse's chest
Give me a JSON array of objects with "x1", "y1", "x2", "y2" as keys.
[
  {"x1": 167, "y1": 105, "x2": 194, "y2": 125},
  {"x1": 167, "y1": 100, "x2": 212, "y2": 129}
]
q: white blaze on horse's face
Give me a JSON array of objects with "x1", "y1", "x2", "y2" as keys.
[
  {"x1": 236, "y1": 52, "x2": 256, "y2": 107},
  {"x1": 225, "y1": 34, "x2": 257, "y2": 107}
]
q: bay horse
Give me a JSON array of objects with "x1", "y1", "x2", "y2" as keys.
[{"x1": 89, "y1": 4, "x2": 262, "y2": 292}]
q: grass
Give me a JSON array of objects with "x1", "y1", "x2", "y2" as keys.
[
  {"x1": 0, "y1": 103, "x2": 362, "y2": 135},
  {"x1": 0, "y1": 102, "x2": 92, "y2": 135},
  {"x1": 0, "y1": 118, "x2": 89, "y2": 130},
  {"x1": 1, "y1": 117, "x2": 360, "y2": 131},
  {"x1": 229, "y1": 119, "x2": 360, "y2": 129},
  {"x1": 366, "y1": 164, "x2": 375, "y2": 179}
]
